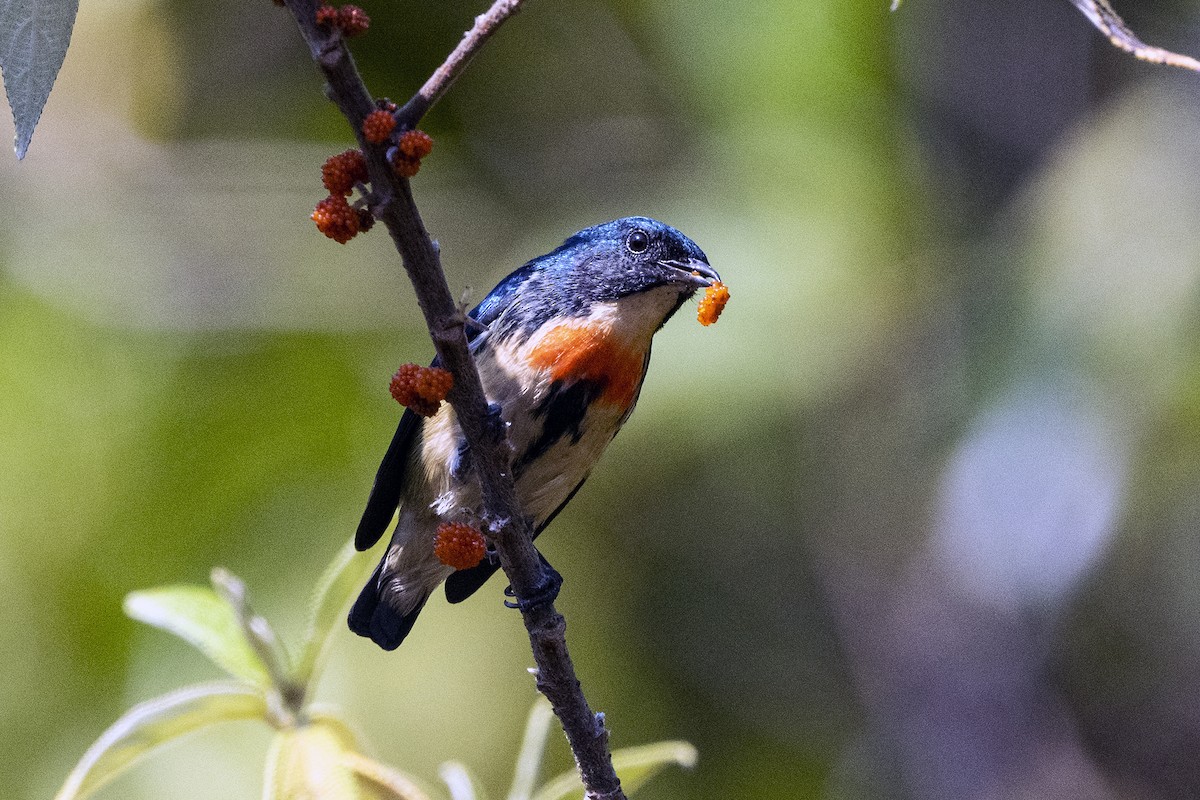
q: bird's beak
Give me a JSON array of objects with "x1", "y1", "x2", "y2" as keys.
[{"x1": 659, "y1": 258, "x2": 720, "y2": 288}]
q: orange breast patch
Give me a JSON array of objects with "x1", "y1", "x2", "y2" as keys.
[{"x1": 528, "y1": 323, "x2": 646, "y2": 408}]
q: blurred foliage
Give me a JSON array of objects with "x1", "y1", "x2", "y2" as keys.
[
  {"x1": 56, "y1": 556, "x2": 692, "y2": 800},
  {"x1": 3, "y1": 0, "x2": 1200, "y2": 799}
]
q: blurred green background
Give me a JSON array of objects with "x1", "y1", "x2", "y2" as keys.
[{"x1": 4, "y1": 0, "x2": 1200, "y2": 798}]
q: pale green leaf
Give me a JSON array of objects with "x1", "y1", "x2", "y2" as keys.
[
  {"x1": 343, "y1": 752, "x2": 434, "y2": 800},
  {"x1": 308, "y1": 708, "x2": 437, "y2": 800},
  {"x1": 0, "y1": 0, "x2": 79, "y2": 158},
  {"x1": 55, "y1": 682, "x2": 268, "y2": 800},
  {"x1": 440, "y1": 761, "x2": 490, "y2": 800},
  {"x1": 508, "y1": 698, "x2": 555, "y2": 800},
  {"x1": 1066, "y1": 0, "x2": 1200, "y2": 72},
  {"x1": 306, "y1": 707, "x2": 364, "y2": 752},
  {"x1": 124, "y1": 585, "x2": 272, "y2": 688},
  {"x1": 531, "y1": 741, "x2": 697, "y2": 800},
  {"x1": 263, "y1": 722, "x2": 360, "y2": 800},
  {"x1": 608, "y1": 741, "x2": 697, "y2": 796},
  {"x1": 293, "y1": 537, "x2": 379, "y2": 686}
]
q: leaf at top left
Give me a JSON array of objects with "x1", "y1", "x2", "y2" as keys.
[{"x1": 0, "y1": 0, "x2": 80, "y2": 158}]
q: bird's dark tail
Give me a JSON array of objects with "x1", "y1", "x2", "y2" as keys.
[{"x1": 348, "y1": 562, "x2": 427, "y2": 650}]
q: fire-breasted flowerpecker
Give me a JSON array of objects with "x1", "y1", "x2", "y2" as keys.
[{"x1": 350, "y1": 216, "x2": 719, "y2": 649}]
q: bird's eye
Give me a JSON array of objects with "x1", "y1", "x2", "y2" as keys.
[{"x1": 626, "y1": 229, "x2": 650, "y2": 254}]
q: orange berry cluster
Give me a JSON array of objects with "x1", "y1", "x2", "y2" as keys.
[
  {"x1": 313, "y1": 149, "x2": 373, "y2": 243},
  {"x1": 433, "y1": 522, "x2": 487, "y2": 570},
  {"x1": 308, "y1": 120, "x2": 433, "y2": 241},
  {"x1": 362, "y1": 109, "x2": 396, "y2": 144},
  {"x1": 315, "y1": 3, "x2": 370, "y2": 37},
  {"x1": 389, "y1": 363, "x2": 454, "y2": 417},
  {"x1": 697, "y1": 280, "x2": 730, "y2": 326},
  {"x1": 391, "y1": 129, "x2": 434, "y2": 178},
  {"x1": 321, "y1": 148, "x2": 368, "y2": 195},
  {"x1": 311, "y1": 195, "x2": 360, "y2": 244}
]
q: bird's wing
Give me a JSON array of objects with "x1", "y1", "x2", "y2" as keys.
[
  {"x1": 354, "y1": 407, "x2": 420, "y2": 550},
  {"x1": 468, "y1": 260, "x2": 537, "y2": 328},
  {"x1": 354, "y1": 262, "x2": 539, "y2": 552}
]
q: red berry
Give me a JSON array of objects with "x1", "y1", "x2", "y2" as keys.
[
  {"x1": 391, "y1": 154, "x2": 420, "y2": 178},
  {"x1": 697, "y1": 280, "x2": 729, "y2": 326},
  {"x1": 434, "y1": 522, "x2": 487, "y2": 570},
  {"x1": 321, "y1": 149, "x2": 368, "y2": 196},
  {"x1": 398, "y1": 129, "x2": 434, "y2": 160},
  {"x1": 415, "y1": 366, "x2": 453, "y2": 403},
  {"x1": 315, "y1": 4, "x2": 339, "y2": 26},
  {"x1": 338, "y1": 5, "x2": 370, "y2": 36},
  {"x1": 389, "y1": 363, "x2": 448, "y2": 416},
  {"x1": 389, "y1": 363, "x2": 421, "y2": 406},
  {"x1": 311, "y1": 194, "x2": 360, "y2": 244},
  {"x1": 362, "y1": 109, "x2": 396, "y2": 144}
]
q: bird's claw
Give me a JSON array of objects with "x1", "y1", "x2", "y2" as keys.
[{"x1": 502, "y1": 563, "x2": 563, "y2": 611}]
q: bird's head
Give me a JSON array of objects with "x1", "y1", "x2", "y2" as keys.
[
  {"x1": 479, "y1": 217, "x2": 718, "y2": 341},
  {"x1": 546, "y1": 216, "x2": 718, "y2": 303},
  {"x1": 472, "y1": 216, "x2": 720, "y2": 351}
]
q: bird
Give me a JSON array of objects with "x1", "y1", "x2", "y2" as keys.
[{"x1": 349, "y1": 216, "x2": 720, "y2": 650}]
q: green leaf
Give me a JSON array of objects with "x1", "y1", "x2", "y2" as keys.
[
  {"x1": 263, "y1": 722, "x2": 360, "y2": 800},
  {"x1": 1066, "y1": 0, "x2": 1200, "y2": 71},
  {"x1": 531, "y1": 741, "x2": 697, "y2": 800},
  {"x1": 304, "y1": 708, "x2": 437, "y2": 800},
  {"x1": 440, "y1": 761, "x2": 490, "y2": 800},
  {"x1": 124, "y1": 585, "x2": 272, "y2": 688},
  {"x1": 293, "y1": 537, "x2": 379, "y2": 687},
  {"x1": 343, "y1": 752, "x2": 434, "y2": 800},
  {"x1": 608, "y1": 741, "x2": 698, "y2": 796},
  {"x1": 0, "y1": 0, "x2": 79, "y2": 158},
  {"x1": 507, "y1": 698, "x2": 555, "y2": 800},
  {"x1": 54, "y1": 682, "x2": 268, "y2": 800},
  {"x1": 306, "y1": 707, "x2": 364, "y2": 751}
]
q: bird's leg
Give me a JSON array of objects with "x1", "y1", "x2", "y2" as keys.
[{"x1": 504, "y1": 551, "x2": 563, "y2": 611}]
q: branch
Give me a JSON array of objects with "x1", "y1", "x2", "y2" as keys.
[
  {"x1": 397, "y1": 0, "x2": 525, "y2": 127},
  {"x1": 279, "y1": 3, "x2": 625, "y2": 798},
  {"x1": 1066, "y1": 0, "x2": 1200, "y2": 72}
]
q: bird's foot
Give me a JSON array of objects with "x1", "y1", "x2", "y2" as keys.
[{"x1": 503, "y1": 561, "x2": 563, "y2": 611}]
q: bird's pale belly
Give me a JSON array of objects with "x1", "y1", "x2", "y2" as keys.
[
  {"x1": 417, "y1": 361, "x2": 641, "y2": 527},
  {"x1": 416, "y1": 317, "x2": 649, "y2": 527}
]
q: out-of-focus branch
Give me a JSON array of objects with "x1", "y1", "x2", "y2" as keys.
[
  {"x1": 1066, "y1": 0, "x2": 1200, "y2": 72},
  {"x1": 279, "y1": 2, "x2": 625, "y2": 798}
]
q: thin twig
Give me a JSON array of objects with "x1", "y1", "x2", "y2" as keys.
[
  {"x1": 280, "y1": 2, "x2": 625, "y2": 798},
  {"x1": 397, "y1": 0, "x2": 527, "y2": 126},
  {"x1": 1066, "y1": 0, "x2": 1200, "y2": 72}
]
